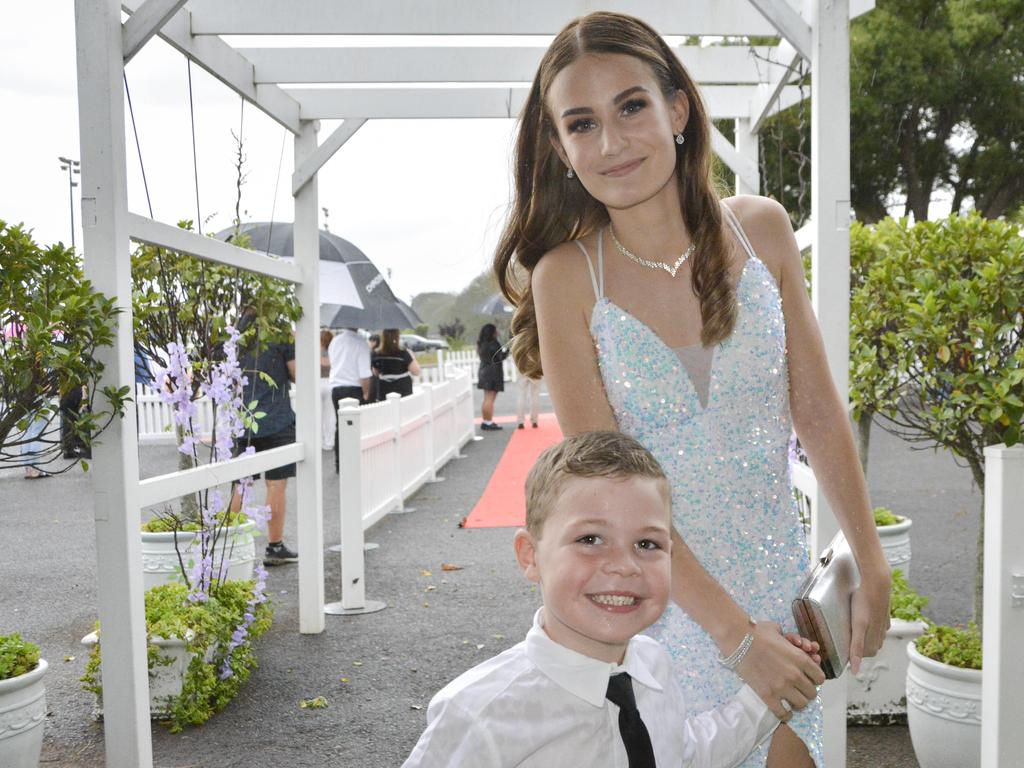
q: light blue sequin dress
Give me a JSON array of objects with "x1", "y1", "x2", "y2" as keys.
[{"x1": 576, "y1": 205, "x2": 824, "y2": 766}]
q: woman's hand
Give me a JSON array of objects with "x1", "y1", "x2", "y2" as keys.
[
  {"x1": 736, "y1": 620, "x2": 826, "y2": 722},
  {"x1": 849, "y1": 564, "x2": 891, "y2": 674}
]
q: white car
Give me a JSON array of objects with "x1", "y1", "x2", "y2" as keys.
[{"x1": 400, "y1": 334, "x2": 449, "y2": 352}]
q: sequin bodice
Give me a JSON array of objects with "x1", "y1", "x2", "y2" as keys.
[
  {"x1": 589, "y1": 259, "x2": 803, "y2": 597},
  {"x1": 579, "y1": 214, "x2": 823, "y2": 767}
]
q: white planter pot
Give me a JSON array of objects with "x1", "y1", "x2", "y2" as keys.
[
  {"x1": 81, "y1": 631, "x2": 211, "y2": 719},
  {"x1": 847, "y1": 618, "x2": 927, "y2": 723},
  {"x1": 0, "y1": 658, "x2": 48, "y2": 768},
  {"x1": 877, "y1": 517, "x2": 912, "y2": 578},
  {"x1": 906, "y1": 641, "x2": 981, "y2": 768},
  {"x1": 141, "y1": 521, "x2": 256, "y2": 591}
]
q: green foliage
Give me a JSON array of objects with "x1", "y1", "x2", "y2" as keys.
[
  {"x1": 849, "y1": 0, "x2": 1024, "y2": 221},
  {"x1": 131, "y1": 223, "x2": 302, "y2": 392},
  {"x1": 140, "y1": 510, "x2": 249, "y2": 533},
  {"x1": 916, "y1": 622, "x2": 982, "y2": 670},
  {"x1": 299, "y1": 696, "x2": 329, "y2": 709},
  {"x1": 873, "y1": 506, "x2": 903, "y2": 526},
  {"x1": 890, "y1": 569, "x2": 929, "y2": 622},
  {"x1": 82, "y1": 581, "x2": 272, "y2": 732},
  {"x1": 0, "y1": 222, "x2": 130, "y2": 470},
  {"x1": 0, "y1": 634, "x2": 40, "y2": 680}
]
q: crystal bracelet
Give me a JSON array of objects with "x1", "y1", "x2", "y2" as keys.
[{"x1": 718, "y1": 619, "x2": 757, "y2": 671}]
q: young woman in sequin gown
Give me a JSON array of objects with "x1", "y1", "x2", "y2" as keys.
[{"x1": 493, "y1": 12, "x2": 891, "y2": 767}]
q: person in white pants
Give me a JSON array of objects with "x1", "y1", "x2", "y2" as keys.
[{"x1": 516, "y1": 373, "x2": 541, "y2": 429}]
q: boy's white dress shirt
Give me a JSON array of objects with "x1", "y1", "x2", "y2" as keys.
[{"x1": 403, "y1": 609, "x2": 778, "y2": 768}]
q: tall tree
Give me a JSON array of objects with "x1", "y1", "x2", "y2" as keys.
[{"x1": 849, "y1": 0, "x2": 1024, "y2": 222}]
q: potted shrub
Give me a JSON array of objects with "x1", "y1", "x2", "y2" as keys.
[
  {"x1": 81, "y1": 326, "x2": 274, "y2": 728},
  {"x1": 848, "y1": 569, "x2": 928, "y2": 722},
  {"x1": 140, "y1": 511, "x2": 257, "y2": 591},
  {"x1": 0, "y1": 633, "x2": 48, "y2": 767},
  {"x1": 906, "y1": 623, "x2": 982, "y2": 768},
  {"x1": 872, "y1": 506, "x2": 913, "y2": 578},
  {"x1": 81, "y1": 579, "x2": 271, "y2": 730}
]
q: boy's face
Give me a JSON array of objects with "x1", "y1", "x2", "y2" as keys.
[{"x1": 514, "y1": 475, "x2": 672, "y2": 664}]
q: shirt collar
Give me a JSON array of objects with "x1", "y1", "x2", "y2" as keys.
[{"x1": 524, "y1": 608, "x2": 664, "y2": 708}]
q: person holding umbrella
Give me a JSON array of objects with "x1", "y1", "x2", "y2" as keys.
[{"x1": 327, "y1": 327, "x2": 371, "y2": 471}]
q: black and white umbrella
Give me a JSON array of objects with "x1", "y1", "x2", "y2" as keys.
[{"x1": 216, "y1": 222, "x2": 422, "y2": 330}]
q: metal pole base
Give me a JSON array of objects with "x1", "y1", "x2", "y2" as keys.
[
  {"x1": 428, "y1": 476, "x2": 446, "y2": 483},
  {"x1": 328, "y1": 542, "x2": 379, "y2": 553},
  {"x1": 324, "y1": 600, "x2": 387, "y2": 616},
  {"x1": 390, "y1": 506, "x2": 416, "y2": 514}
]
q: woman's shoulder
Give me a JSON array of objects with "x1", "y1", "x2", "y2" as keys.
[
  {"x1": 531, "y1": 234, "x2": 603, "y2": 302},
  {"x1": 721, "y1": 194, "x2": 799, "y2": 279}
]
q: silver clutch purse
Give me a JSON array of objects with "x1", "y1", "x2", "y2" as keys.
[{"x1": 792, "y1": 530, "x2": 861, "y2": 679}]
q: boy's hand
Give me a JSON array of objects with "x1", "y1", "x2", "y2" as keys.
[{"x1": 784, "y1": 633, "x2": 822, "y2": 667}]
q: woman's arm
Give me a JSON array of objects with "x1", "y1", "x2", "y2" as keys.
[
  {"x1": 735, "y1": 196, "x2": 891, "y2": 671},
  {"x1": 407, "y1": 350, "x2": 421, "y2": 377},
  {"x1": 533, "y1": 244, "x2": 824, "y2": 720}
]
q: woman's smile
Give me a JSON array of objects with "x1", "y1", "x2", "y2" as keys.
[{"x1": 601, "y1": 158, "x2": 645, "y2": 177}]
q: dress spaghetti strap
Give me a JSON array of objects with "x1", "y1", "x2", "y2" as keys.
[
  {"x1": 720, "y1": 204, "x2": 759, "y2": 261},
  {"x1": 573, "y1": 231, "x2": 605, "y2": 301}
]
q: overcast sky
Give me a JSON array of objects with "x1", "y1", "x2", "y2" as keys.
[{"x1": 0, "y1": 4, "x2": 522, "y2": 303}]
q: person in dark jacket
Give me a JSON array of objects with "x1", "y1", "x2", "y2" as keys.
[
  {"x1": 476, "y1": 323, "x2": 508, "y2": 431},
  {"x1": 372, "y1": 328, "x2": 421, "y2": 399}
]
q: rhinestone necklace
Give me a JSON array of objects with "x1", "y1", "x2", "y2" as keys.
[{"x1": 610, "y1": 227, "x2": 695, "y2": 278}]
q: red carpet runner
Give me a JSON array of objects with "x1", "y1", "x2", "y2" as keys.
[{"x1": 462, "y1": 414, "x2": 563, "y2": 528}]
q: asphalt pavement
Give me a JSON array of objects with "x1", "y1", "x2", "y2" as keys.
[{"x1": 0, "y1": 385, "x2": 981, "y2": 767}]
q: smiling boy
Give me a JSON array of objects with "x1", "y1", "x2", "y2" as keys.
[{"x1": 403, "y1": 432, "x2": 808, "y2": 768}]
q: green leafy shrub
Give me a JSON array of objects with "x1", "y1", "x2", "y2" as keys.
[
  {"x1": 0, "y1": 221, "x2": 129, "y2": 471},
  {"x1": 82, "y1": 581, "x2": 273, "y2": 731},
  {"x1": 916, "y1": 622, "x2": 982, "y2": 670},
  {"x1": 889, "y1": 569, "x2": 928, "y2": 622},
  {"x1": 873, "y1": 506, "x2": 903, "y2": 526},
  {"x1": 140, "y1": 510, "x2": 250, "y2": 534},
  {"x1": 0, "y1": 634, "x2": 40, "y2": 680}
]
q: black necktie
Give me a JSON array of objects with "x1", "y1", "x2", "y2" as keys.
[{"x1": 606, "y1": 672, "x2": 657, "y2": 768}]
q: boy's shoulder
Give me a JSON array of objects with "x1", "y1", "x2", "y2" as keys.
[{"x1": 429, "y1": 640, "x2": 535, "y2": 718}]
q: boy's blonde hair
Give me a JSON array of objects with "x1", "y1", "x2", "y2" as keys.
[{"x1": 524, "y1": 431, "x2": 670, "y2": 537}]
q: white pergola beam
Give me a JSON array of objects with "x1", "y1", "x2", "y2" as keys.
[
  {"x1": 137, "y1": 444, "x2": 304, "y2": 508},
  {"x1": 189, "y1": 0, "x2": 783, "y2": 36},
  {"x1": 750, "y1": 39, "x2": 801, "y2": 133},
  {"x1": 121, "y1": 0, "x2": 189, "y2": 62},
  {"x1": 711, "y1": 125, "x2": 759, "y2": 194},
  {"x1": 121, "y1": 1, "x2": 301, "y2": 134},
  {"x1": 746, "y1": 0, "x2": 813, "y2": 61},
  {"x1": 242, "y1": 45, "x2": 784, "y2": 86},
  {"x1": 127, "y1": 213, "x2": 303, "y2": 283},
  {"x1": 292, "y1": 118, "x2": 366, "y2": 195},
  {"x1": 286, "y1": 85, "x2": 803, "y2": 121}
]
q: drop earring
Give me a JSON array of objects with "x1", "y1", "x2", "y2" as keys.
[
  {"x1": 675, "y1": 132, "x2": 686, "y2": 145},
  {"x1": 566, "y1": 167, "x2": 575, "y2": 179}
]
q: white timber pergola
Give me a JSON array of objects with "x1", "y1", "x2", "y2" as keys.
[{"x1": 74, "y1": 1, "x2": 869, "y2": 765}]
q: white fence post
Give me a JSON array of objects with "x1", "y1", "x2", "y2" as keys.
[
  {"x1": 324, "y1": 398, "x2": 385, "y2": 616},
  {"x1": 387, "y1": 392, "x2": 410, "y2": 512},
  {"x1": 981, "y1": 443, "x2": 1024, "y2": 767},
  {"x1": 423, "y1": 383, "x2": 438, "y2": 482}
]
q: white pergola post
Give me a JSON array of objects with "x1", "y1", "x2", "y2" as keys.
[
  {"x1": 981, "y1": 444, "x2": 1024, "y2": 767},
  {"x1": 293, "y1": 119, "x2": 326, "y2": 634},
  {"x1": 734, "y1": 117, "x2": 760, "y2": 195},
  {"x1": 809, "y1": 0, "x2": 852, "y2": 765},
  {"x1": 74, "y1": 0, "x2": 153, "y2": 764}
]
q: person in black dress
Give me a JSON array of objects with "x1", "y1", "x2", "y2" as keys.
[
  {"x1": 372, "y1": 329, "x2": 420, "y2": 399},
  {"x1": 476, "y1": 323, "x2": 508, "y2": 431}
]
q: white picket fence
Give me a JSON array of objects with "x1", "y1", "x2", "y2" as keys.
[
  {"x1": 329, "y1": 366, "x2": 476, "y2": 613},
  {"x1": 134, "y1": 364, "x2": 474, "y2": 444},
  {"x1": 437, "y1": 348, "x2": 520, "y2": 384}
]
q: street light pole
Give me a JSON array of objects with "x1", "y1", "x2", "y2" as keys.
[{"x1": 58, "y1": 156, "x2": 80, "y2": 249}]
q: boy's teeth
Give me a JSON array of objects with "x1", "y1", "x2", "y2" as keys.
[{"x1": 591, "y1": 594, "x2": 636, "y2": 606}]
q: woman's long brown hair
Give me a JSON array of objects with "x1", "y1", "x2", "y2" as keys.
[{"x1": 492, "y1": 11, "x2": 736, "y2": 379}]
